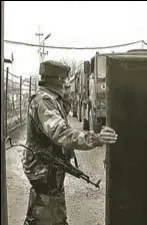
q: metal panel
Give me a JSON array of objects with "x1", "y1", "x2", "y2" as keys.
[
  {"x1": 1, "y1": 1, "x2": 8, "y2": 225},
  {"x1": 106, "y1": 55, "x2": 147, "y2": 225}
]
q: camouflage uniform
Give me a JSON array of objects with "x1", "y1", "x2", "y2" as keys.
[{"x1": 22, "y1": 61, "x2": 102, "y2": 225}]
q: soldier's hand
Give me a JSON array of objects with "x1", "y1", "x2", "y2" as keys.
[{"x1": 97, "y1": 126, "x2": 118, "y2": 144}]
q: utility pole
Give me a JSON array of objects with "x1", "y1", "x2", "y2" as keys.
[
  {"x1": 35, "y1": 27, "x2": 51, "y2": 63},
  {"x1": 40, "y1": 42, "x2": 48, "y2": 62},
  {"x1": 35, "y1": 26, "x2": 43, "y2": 63},
  {"x1": 40, "y1": 33, "x2": 51, "y2": 62}
]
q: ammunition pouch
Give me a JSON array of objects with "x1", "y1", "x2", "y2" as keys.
[{"x1": 23, "y1": 143, "x2": 76, "y2": 193}]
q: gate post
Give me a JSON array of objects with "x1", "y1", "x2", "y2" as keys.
[
  {"x1": 19, "y1": 76, "x2": 22, "y2": 124},
  {"x1": 29, "y1": 76, "x2": 32, "y2": 102},
  {"x1": 5, "y1": 67, "x2": 9, "y2": 137},
  {"x1": 1, "y1": 2, "x2": 8, "y2": 225}
]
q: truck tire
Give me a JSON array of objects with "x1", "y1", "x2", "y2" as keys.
[
  {"x1": 89, "y1": 109, "x2": 94, "y2": 131},
  {"x1": 83, "y1": 118, "x2": 90, "y2": 131},
  {"x1": 77, "y1": 101, "x2": 82, "y2": 122},
  {"x1": 73, "y1": 110, "x2": 77, "y2": 118},
  {"x1": 72, "y1": 101, "x2": 77, "y2": 117}
]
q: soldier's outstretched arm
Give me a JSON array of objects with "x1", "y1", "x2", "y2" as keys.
[{"x1": 37, "y1": 96, "x2": 118, "y2": 151}]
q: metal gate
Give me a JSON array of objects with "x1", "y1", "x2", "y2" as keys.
[{"x1": 106, "y1": 54, "x2": 147, "y2": 225}]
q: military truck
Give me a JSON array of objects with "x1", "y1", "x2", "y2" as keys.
[
  {"x1": 70, "y1": 66, "x2": 87, "y2": 122},
  {"x1": 80, "y1": 49, "x2": 147, "y2": 132},
  {"x1": 69, "y1": 53, "x2": 111, "y2": 131},
  {"x1": 69, "y1": 49, "x2": 147, "y2": 132},
  {"x1": 70, "y1": 71, "x2": 81, "y2": 119},
  {"x1": 77, "y1": 49, "x2": 147, "y2": 225}
]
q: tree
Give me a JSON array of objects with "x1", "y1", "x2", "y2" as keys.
[{"x1": 60, "y1": 58, "x2": 83, "y2": 79}]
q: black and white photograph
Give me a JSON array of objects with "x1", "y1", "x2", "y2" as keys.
[{"x1": 1, "y1": 1, "x2": 147, "y2": 225}]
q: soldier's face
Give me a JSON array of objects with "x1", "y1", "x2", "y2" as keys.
[{"x1": 64, "y1": 87, "x2": 70, "y2": 96}]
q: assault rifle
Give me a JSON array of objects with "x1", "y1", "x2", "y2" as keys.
[{"x1": 5, "y1": 136, "x2": 101, "y2": 189}]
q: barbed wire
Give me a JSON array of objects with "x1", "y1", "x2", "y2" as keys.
[
  {"x1": 4, "y1": 39, "x2": 146, "y2": 50},
  {"x1": 4, "y1": 67, "x2": 37, "y2": 136},
  {"x1": 4, "y1": 70, "x2": 20, "y2": 79},
  {"x1": 7, "y1": 79, "x2": 20, "y2": 85}
]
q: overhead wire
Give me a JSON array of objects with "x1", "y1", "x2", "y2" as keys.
[{"x1": 4, "y1": 39, "x2": 146, "y2": 50}]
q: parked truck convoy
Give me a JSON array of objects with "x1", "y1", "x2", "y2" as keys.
[
  {"x1": 69, "y1": 49, "x2": 147, "y2": 225},
  {"x1": 70, "y1": 49, "x2": 147, "y2": 132}
]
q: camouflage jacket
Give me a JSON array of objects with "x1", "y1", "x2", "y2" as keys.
[{"x1": 22, "y1": 86, "x2": 102, "y2": 188}]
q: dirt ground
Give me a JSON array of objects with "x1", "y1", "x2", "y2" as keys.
[{"x1": 6, "y1": 116, "x2": 106, "y2": 225}]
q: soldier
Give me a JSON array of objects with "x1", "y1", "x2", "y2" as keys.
[{"x1": 22, "y1": 60, "x2": 118, "y2": 225}]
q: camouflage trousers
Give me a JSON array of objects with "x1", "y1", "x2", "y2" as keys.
[{"x1": 24, "y1": 186, "x2": 68, "y2": 225}]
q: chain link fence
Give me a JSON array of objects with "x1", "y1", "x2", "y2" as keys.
[{"x1": 4, "y1": 67, "x2": 38, "y2": 136}]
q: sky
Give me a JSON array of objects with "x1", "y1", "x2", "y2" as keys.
[{"x1": 4, "y1": 1, "x2": 147, "y2": 77}]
